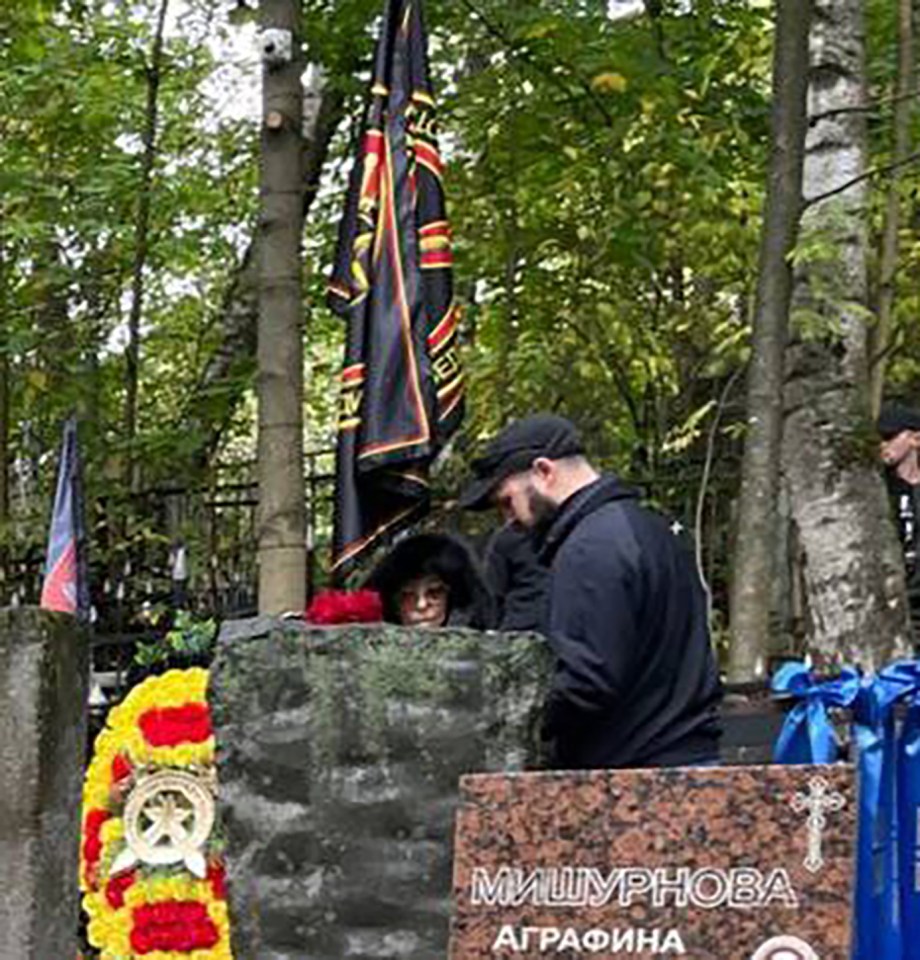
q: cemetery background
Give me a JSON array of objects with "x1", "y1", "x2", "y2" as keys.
[
  {"x1": 3, "y1": 0, "x2": 920, "y2": 958},
  {"x1": 2, "y1": 0, "x2": 919, "y2": 684}
]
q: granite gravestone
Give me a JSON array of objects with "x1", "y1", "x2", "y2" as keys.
[
  {"x1": 211, "y1": 619, "x2": 552, "y2": 959},
  {"x1": 451, "y1": 765, "x2": 855, "y2": 960}
]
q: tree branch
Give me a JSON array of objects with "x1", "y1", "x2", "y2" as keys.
[
  {"x1": 694, "y1": 366, "x2": 743, "y2": 626},
  {"x1": 643, "y1": 0, "x2": 669, "y2": 62},
  {"x1": 455, "y1": 0, "x2": 614, "y2": 126},
  {"x1": 809, "y1": 87, "x2": 920, "y2": 125},
  {"x1": 869, "y1": 325, "x2": 906, "y2": 369},
  {"x1": 804, "y1": 148, "x2": 920, "y2": 208},
  {"x1": 557, "y1": 313, "x2": 643, "y2": 434},
  {"x1": 124, "y1": 0, "x2": 169, "y2": 492}
]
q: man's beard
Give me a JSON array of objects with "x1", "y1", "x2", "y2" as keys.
[{"x1": 525, "y1": 483, "x2": 558, "y2": 538}]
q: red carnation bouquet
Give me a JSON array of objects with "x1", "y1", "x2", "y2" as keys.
[{"x1": 304, "y1": 589, "x2": 383, "y2": 625}]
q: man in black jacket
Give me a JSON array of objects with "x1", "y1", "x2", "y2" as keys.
[{"x1": 461, "y1": 414, "x2": 722, "y2": 769}]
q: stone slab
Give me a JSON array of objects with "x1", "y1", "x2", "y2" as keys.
[
  {"x1": 450, "y1": 765, "x2": 855, "y2": 960},
  {"x1": 0, "y1": 607, "x2": 89, "y2": 960},
  {"x1": 211, "y1": 620, "x2": 552, "y2": 960}
]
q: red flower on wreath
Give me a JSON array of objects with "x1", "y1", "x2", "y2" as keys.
[
  {"x1": 111, "y1": 752, "x2": 133, "y2": 784},
  {"x1": 82, "y1": 809, "x2": 110, "y2": 888},
  {"x1": 130, "y1": 900, "x2": 220, "y2": 954},
  {"x1": 105, "y1": 869, "x2": 137, "y2": 909},
  {"x1": 138, "y1": 702, "x2": 213, "y2": 747},
  {"x1": 207, "y1": 862, "x2": 227, "y2": 900}
]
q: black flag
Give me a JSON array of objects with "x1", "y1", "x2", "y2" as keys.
[{"x1": 328, "y1": 0, "x2": 463, "y2": 576}]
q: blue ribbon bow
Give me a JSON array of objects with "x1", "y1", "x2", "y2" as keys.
[{"x1": 772, "y1": 662, "x2": 861, "y2": 764}]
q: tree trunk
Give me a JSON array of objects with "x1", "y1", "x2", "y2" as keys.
[
  {"x1": 124, "y1": 0, "x2": 169, "y2": 491},
  {"x1": 915, "y1": 0, "x2": 920, "y2": 84},
  {"x1": 782, "y1": 0, "x2": 911, "y2": 671},
  {"x1": 0, "y1": 315, "x2": 8, "y2": 529},
  {"x1": 727, "y1": 0, "x2": 812, "y2": 683},
  {"x1": 181, "y1": 75, "x2": 345, "y2": 472},
  {"x1": 868, "y1": 0, "x2": 914, "y2": 416},
  {"x1": 257, "y1": 0, "x2": 306, "y2": 614}
]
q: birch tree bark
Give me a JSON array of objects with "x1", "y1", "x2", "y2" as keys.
[
  {"x1": 256, "y1": 0, "x2": 306, "y2": 614},
  {"x1": 728, "y1": 0, "x2": 812, "y2": 683},
  {"x1": 782, "y1": 0, "x2": 911, "y2": 670}
]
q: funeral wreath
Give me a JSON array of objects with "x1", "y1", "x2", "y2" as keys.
[{"x1": 80, "y1": 667, "x2": 233, "y2": 959}]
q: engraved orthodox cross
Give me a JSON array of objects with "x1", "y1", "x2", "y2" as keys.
[{"x1": 791, "y1": 776, "x2": 846, "y2": 874}]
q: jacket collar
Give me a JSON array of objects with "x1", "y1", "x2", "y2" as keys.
[{"x1": 538, "y1": 475, "x2": 639, "y2": 564}]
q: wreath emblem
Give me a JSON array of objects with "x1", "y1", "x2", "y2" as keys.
[{"x1": 79, "y1": 668, "x2": 233, "y2": 959}]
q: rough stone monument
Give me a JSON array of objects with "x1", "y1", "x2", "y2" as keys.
[
  {"x1": 210, "y1": 618, "x2": 552, "y2": 960},
  {"x1": 0, "y1": 607, "x2": 89, "y2": 960},
  {"x1": 450, "y1": 765, "x2": 855, "y2": 960}
]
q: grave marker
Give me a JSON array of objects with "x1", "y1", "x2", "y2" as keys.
[{"x1": 450, "y1": 765, "x2": 855, "y2": 959}]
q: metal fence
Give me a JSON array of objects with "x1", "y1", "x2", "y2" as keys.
[
  {"x1": 2, "y1": 449, "x2": 336, "y2": 622},
  {"x1": 4, "y1": 450, "x2": 336, "y2": 708}
]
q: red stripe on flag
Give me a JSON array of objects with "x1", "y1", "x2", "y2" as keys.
[
  {"x1": 419, "y1": 220, "x2": 450, "y2": 237},
  {"x1": 413, "y1": 142, "x2": 443, "y2": 177},
  {"x1": 40, "y1": 541, "x2": 77, "y2": 614},
  {"x1": 428, "y1": 304, "x2": 460, "y2": 349},
  {"x1": 421, "y1": 251, "x2": 453, "y2": 268}
]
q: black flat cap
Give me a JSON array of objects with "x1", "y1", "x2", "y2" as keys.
[
  {"x1": 459, "y1": 414, "x2": 584, "y2": 511},
  {"x1": 877, "y1": 404, "x2": 920, "y2": 439}
]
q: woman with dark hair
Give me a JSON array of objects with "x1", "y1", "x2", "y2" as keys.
[{"x1": 366, "y1": 533, "x2": 495, "y2": 630}]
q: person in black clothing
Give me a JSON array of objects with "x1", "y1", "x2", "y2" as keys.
[
  {"x1": 366, "y1": 532, "x2": 495, "y2": 629},
  {"x1": 878, "y1": 403, "x2": 920, "y2": 644},
  {"x1": 483, "y1": 522, "x2": 549, "y2": 633},
  {"x1": 461, "y1": 413, "x2": 722, "y2": 769}
]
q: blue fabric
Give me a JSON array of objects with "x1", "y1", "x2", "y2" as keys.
[
  {"x1": 852, "y1": 672, "x2": 906, "y2": 960},
  {"x1": 772, "y1": 662, "x2": 860, "y2": 764},
  {"x1": 771, "y1": 659, "x2": 920, "y2": 960},
  {"x1": 900, "y1": 700, "x2": 920, "y2": 959},
  {"x1": 880, "y1": 662, "x2": 920, "y2": 960}
]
